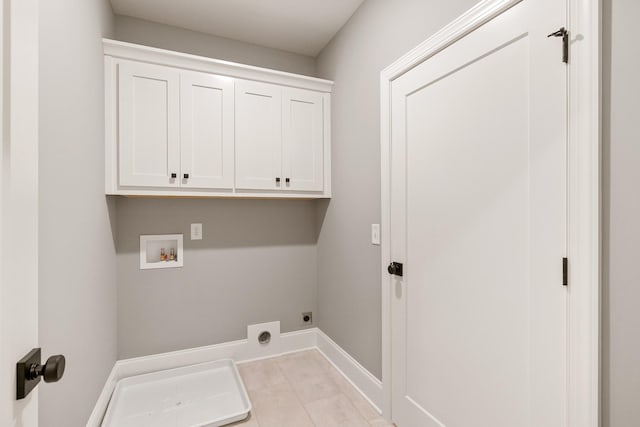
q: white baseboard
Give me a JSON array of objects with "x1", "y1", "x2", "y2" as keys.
[
  {"x1": 87, "y1": 327, "x2": 381, "y2": 426},
  {"x1": 316, "y1": 329, "x2": 383, "y2": 413}
]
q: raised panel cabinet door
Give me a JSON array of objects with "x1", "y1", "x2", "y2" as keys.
[
  {"x1": 235, "y1": 80, "x2": 282, "y2": 190},
  {"x1": 282, "y1": 88, "x2": 324, "y2": 192},
  {"x1": 180, "y1": 71, "x2": 234, "y2": 189},
  {"x1": 118, "y1": 60, "x2": 180, "y2": 188}
]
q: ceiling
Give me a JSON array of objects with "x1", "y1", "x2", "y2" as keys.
[{"x1": 110, "y1": 0, "x2": 365, "y2": 57}]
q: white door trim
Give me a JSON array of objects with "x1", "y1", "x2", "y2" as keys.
[
  {"x1": 566, "y1": 0, "x2": 601, "y2": 426},
  {"x1": 379, "y1": 0, "x2": 601, "y2": 425}
]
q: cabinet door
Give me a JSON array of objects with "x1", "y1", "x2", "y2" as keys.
[
  {"x1": 235, "y1": 80, "x2": 282, "y2": 190},
  {"x1": 180, "y1": 71, "x2": 234, "y2": 189},
  {"x1": 282, "y1": 88, "x2": 324, "y2": 192},
  {"x1": 118, "y1": 60, "x2": 180, "y2": 188}
]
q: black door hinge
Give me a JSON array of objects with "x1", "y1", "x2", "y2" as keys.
[
  {"x1": 562, "y1": 257, "x2": 568, "y2": 287},
  {"x1": 547, "y1": 27, "x2": 569, "y2": 64}
]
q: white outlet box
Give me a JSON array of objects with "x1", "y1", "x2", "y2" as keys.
[
  {"x1": 191, "y1": 223, "x2": 203, "y2": 240},
  {"x1": 371, "y1": 224, "x2": 381, "y2": 245}
]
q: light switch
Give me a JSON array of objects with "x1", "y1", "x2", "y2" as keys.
[
  {"x1": 371, "y1": 224, "x2": 381, "y2": 245},
  {"x1": 191, "y1": 223, "x2": 203, "y2": 240}
]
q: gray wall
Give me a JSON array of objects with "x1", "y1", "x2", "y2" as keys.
[
  {"x1": 316, "y1": 0, "x2": 640, "y2": 423},
  {"x1": 116, "y1": 198, "x2": 318, "y2": 358},
  {"x1": 38, "y1": 0, "x2": 117, "y2": 426},
  {"x1": 114, "y1": 15, "x2": 316, "y2": 76},
  {"x1": 115, "y1": 16, "x2": 317, "y2": 358},
  {"x1": 113, "y1": 17, "x2": 321, "y2": 359},
  {"x1": 602, "y1": 0, "x2": 640, "y2": 425},
  {"x1": 33, "y1": 0, "x2": 638, "y2": 423},
  {"x1": 315, "y1": 0, "x2": 480, "y2": 379}
]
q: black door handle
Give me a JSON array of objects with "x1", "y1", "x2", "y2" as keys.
[
  {"x1": 29, "y1": 355, "x2": 65, "y2": 383},
  {"x1": 17, "y1": 348, "x2": 66, "y2": 399},
  {"x1": 388, "y1": 262, "x2": 403, "y2": 277}
]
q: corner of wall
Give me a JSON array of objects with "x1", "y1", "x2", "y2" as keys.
[{"x1": 38, "y1": 0, "x2": 118, "y2": 425}]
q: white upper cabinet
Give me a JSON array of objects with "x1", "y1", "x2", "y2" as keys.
[
  {"x1": 180, "y1": 71, "x2": 234, "y2": 189},
  {"x1": 282, "y1": 87, "x2": 324, "y2": 192},
  {"x1": 118, "y1": 60, "x2": 180, "y2": 188},
  {"x1": 235, "y1": 80, "x2": 283, "y2": 191},
  {"x1": 235, "y1": 82, "x2": 326, "y2": 193},
  {"x1": 105, "y1": 39, "x2": 332, "y2": 198}
]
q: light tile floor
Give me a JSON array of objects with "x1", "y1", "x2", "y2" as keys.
[{"x1": 233, "y1": 350, "x2": 394, "y2": 427}]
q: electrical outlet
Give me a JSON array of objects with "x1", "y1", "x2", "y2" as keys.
[
  {"x1": 302, "y1": 312, "x2": 312, "y2": 325},
  {"x1": 190, "y1": 223, "x2": 203, "y2": 240},
  {"x1": 371, "y1": 224, "x2": 381, "y2": 245}
]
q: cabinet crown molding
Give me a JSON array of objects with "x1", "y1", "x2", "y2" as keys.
[{"x1": 103, "y1": 39, "x2": 334, "y2": 93}]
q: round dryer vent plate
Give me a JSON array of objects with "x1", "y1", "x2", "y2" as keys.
[{"x1": 258, "y1": 331, "x2": 271, "y2": 345}]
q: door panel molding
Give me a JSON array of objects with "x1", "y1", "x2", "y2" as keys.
[{"x1": 380, "y1": 0, "x2": 600, "y2": 425}]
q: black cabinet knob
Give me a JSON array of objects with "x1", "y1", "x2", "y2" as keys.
[
  {"x1": 285, "y1": 178, "x2": 290, "y2": 183},
  {"x1": 275, "y1": 177, "x2": 281, "y2": 183},
  {"x1": 171, "y1": 173, "x2": 177, "y2": 179},
  {"x1": 183, "y1": 173, "x2": 189, "y2": 179}
]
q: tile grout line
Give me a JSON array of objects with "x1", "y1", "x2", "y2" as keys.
[
  {"x1": 241, "y1": 349, "x2": 381, "y2": 427},
  {"x1": 277, "y1": 350, "x2": 373, "y2": 427},
  {"x1": 312, "y1": 349, "x2": 379, "y2": 425},
  {"x1": 273, "y1": 353, "x2": 322, "y2": 427}
]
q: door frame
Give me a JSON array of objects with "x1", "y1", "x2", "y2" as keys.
[{"x1": 379, "y1": 0, "x2": 601, "y2": 426}]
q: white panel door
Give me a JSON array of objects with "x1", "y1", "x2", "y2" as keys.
[
  {"x1": 118, "y1": 60, "x2": 180, "y2": 188},
  {"x1": 282, "y1": 88, "x2": 324, "y2": 192},
  {"x1": 180, "y1": 71, "x2": 234, "y2": 189},
  {"x1": 389, "y1": 1, "x2": 567, "y2": 426},
  {"x1": 235, "y1": 80, "x2": 282, "y2": 190}
]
